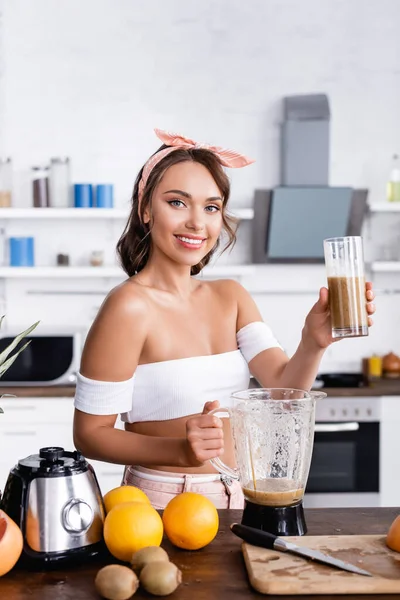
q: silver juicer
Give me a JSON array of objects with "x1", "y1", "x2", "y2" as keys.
[{"x1": 0, "y1": 447, "x2": 106, "y2": 568}]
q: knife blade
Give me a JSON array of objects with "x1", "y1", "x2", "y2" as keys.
[{"x1": 230, "y1": 523, "x2": 373, "y2": 577}]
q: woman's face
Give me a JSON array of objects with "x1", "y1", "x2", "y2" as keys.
[{"x1": 144, "y1": 160, "x2": 224, "y2": 269}]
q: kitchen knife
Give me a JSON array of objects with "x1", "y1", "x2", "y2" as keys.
[{"x1": 230, "y1": 523, "x2": 373, "y2": 577}]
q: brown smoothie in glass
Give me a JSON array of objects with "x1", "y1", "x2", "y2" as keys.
[
  {"x1": 243, "y1": 478, "x2": 303, "y2": 506},
  {"x1": 327, "y1": 276, "x2": 368, "y2": 336}
]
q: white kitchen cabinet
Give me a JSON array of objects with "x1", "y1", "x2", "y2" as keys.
[
  {"x1": 380, "y1": 396, "x2": 400, "y2": 507},
  {"x1": 0, "y1": 423, "x2": 75, "y2": 489},
  {"x1": 0, "y1": 397, "x2": 75, "y2": 489},
  {"x1": 0, "y1": 396, "x2": 124, "y2": 494},
  {"x1": 0, "y1": 397, "x2": 75, "y2": 423},
  {"x1": 0, "y1": 422, "x2": 74, "y2": 459}
]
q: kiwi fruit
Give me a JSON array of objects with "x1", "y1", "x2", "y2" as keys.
[
  {"x1": 95, "y1": 564, "x2": 139, "y2": 600},
  {"x1": 140, "y1": 560, "x2": 182, "y2": 596},
  {"x1": 131, "y1": 546, "x2": 170, "y2": 574}
]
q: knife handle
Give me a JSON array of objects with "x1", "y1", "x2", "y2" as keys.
[{"x1": 230, "y1": 523, "x2": 278, "y2": 549}]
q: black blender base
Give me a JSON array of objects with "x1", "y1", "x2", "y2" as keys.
[
  {"x1": 17, "y1": 540, "x2": 110, "y2": 571},
  {"x1": 241, "y1": 499, "x2": 307, "y2": 536}
]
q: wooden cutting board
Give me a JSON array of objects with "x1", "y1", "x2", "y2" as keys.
[{"x1": 242, "y1": 534, "x2": 400, "y2": 595}]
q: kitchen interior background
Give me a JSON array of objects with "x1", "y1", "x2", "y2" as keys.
[{"x1": 0, "y1": 0, "x2": 400, "y2": 373}]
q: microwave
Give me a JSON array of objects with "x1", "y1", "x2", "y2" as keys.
[{"x1": 0, "y1": 331, "x2": 82, "y2": 386}]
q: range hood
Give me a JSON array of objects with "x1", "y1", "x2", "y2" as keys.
[{"x1": 252, "y1": 187, "x2": 368, "y2": 264}]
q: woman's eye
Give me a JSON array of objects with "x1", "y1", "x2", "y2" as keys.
[
  {"x1": 205, "y1": 205, "x2": 220, "y2": 213},
  {"x1": 168, "y1": 199, "x2": 186, "y2": 208}
]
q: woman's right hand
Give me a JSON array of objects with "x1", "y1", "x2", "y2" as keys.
[{"x1": 184, "y1": 400, "x2": 224, "y2": 467}]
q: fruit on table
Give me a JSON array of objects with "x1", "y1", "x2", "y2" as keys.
[
  {"x1": 0, "y1": 509, "x2": 23, "y2": 576},
  {"x1": 162, "y1": 492, "x2": 219, "y2": 550},
  {"x1": 386, "y1": 514, "x2": 400, "y2": 552},
  {"x1": 95, "y1": 564, "x2": 139, "y2": 600},
  {"x1": 140, "y1": 560, "x2": 182, "y2": 596},
  {"x1": 131, "y1": 545, "x2": 170, "y2": 574},
  {"x1": 382, "y1": 352, "x2": 400, "y2": 376},
  {"x1": 104, "y1": 501, "x2": 163, "y2": 562},
  {"x1": 103, "y1": 485, "x2": 150, "y2": 514}
]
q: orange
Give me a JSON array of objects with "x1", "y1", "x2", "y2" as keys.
[
  {"x1": 103, "y1": 485, "x2": 150, "y2": 514},
  {"x1": 103, "y1": 501, "x2": 163, "y2": 562},
  {"x1": 0, "y1": 510, "x2": 23, "y2": 576},
  {"x1": 162, "y1": 492, "x2": 219, "y2": 550},
  {"x1": 386, "y1": 514, "x2": 400, "y2": 552}
]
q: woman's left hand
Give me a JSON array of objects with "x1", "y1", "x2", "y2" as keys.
[{"x1": 303, "y1": 281, "x2": 376, "y2": 350}]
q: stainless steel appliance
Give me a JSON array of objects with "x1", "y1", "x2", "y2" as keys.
[
  {"x1": 252, "y1": 187, "x2": 368, "y2": 264},
  {"x1": 0, "y1": 447, "x2": 106, "y2": 567},
  {"x1": 281, "y1": 94, "x2": 330, "y2": 187},
  {"x1": 0, "y1": 330, "x2": 81, "y2": 386},
  {"x1": 304, "y1": 396, "x2": 380, "y2": 508}
]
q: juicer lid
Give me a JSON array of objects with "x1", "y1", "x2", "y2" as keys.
[{"x1": 17, "y1": 447, "x2": 88, "y2": 476}]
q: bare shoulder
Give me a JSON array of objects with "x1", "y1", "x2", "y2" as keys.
[
  {"x1": 80, "y1": 280, "x2": 151, "y2": 380},
  {"x1": 88, "y1": 279, "x2": 151, "y2": 337},
  {"x1": 101, "y1": 279, "x2": 151, "y2": 320},
  {"x1": 206, "y1": 279, "x2": 262, "y2": 330},
  {"x1": 206, "y1": 278, "x2": 251, "y2": 302}
]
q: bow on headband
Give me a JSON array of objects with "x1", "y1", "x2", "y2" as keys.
[{"x1": 138, "y1": 128, "x2": 255, "y2": 200}]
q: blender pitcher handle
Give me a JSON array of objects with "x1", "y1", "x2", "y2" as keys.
[{"x1": 208, "y1": 407, "x2": 240, "y2": 480}]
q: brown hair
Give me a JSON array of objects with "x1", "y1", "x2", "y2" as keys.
[{"x1": 117, "y1": 145, "x2": 237, "y2": 276}]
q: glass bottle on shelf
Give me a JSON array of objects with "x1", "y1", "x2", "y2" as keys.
[
  {"x1": 50, "y1": 157, "x2": 71, "y2": 208},
  {"x1": 90, "y1": 250, "x2": 104, "y2": 267},
  {"x1": 32, "y1": 166, "x2": 50, "y2": 207},
  {"x1": 0, "y1": 158, "x2": 13, "y2": 207},
  {"x1": 387, "y1": 154, "x2": 400, "y2": 202}
]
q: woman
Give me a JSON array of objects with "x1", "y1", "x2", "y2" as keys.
[{"x1": 73, "y1": 129, "x2": 376, "y2": 509}]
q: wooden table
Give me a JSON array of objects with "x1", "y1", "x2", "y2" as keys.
[{"x1": 0, "y1": 508, "x2": 398, "y2": 599}]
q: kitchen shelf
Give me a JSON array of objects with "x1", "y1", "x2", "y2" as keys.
[
  {"x1": 368, "y1": 203, "x2": 400, "y2": 212},
  {"x1": 0, "y1": 264, "x2": 256, "y2": 279},
  {"x1": 199, "y1": 264, "x2": 256, "y2": 277},
  {"x1": 370, "y1": 261, "x2": 400, "y2": 272},
  {"x1": 0, "y1": 267, "x2": 123, "y2": 278},
  {"x1": 0, "y1": 207, "x2": 254, "y2": 220},
  {"x1": 0, "y1": 208, "x2": 127, "y2": 219}
]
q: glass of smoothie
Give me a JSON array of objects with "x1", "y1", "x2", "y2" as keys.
[{"x1": 324, "y1": 236, "x2": 369, "y2": 339}]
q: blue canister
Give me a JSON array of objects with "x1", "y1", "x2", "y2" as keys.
[
  {"x1": 74, "y1": 184, "x2": 93, "y2": 208},
  {"x1": 96, "y1": 184, "x2": 114, "y2": 208},
  {"x1": 9, "y1": 237, "x2": 35, "y2": 267}
]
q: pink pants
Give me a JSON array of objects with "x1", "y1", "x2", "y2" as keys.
[{"x1": 122, "y1": 465, "x2": 244, "y2": 510}]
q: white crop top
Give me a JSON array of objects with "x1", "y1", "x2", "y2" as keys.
[{"x1": 74, "y1": 321, "x2": 283, "y2": 422}]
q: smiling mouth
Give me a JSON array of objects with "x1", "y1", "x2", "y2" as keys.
[{"x1": 175, "y1": 235, "x2": 206, "y2": 248}]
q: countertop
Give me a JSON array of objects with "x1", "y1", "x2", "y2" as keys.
[
  {"x1": 0, "y1": 507, "x2": 398, "y2": 600},
  {"x1": 0, "y1": 386, "x2": 76, "y2": 397},
  {"x1": 2, "y1": 379, "x2": 400, "y2": 398},
  {"x1": 313, "y1": 380, "x2": 400, "y2": 396}
]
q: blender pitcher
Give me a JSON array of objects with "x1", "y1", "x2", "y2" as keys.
[{"x1": 209, "y1": 388, "x2": 326, "y2": 535}]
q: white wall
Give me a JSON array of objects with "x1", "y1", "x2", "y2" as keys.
[
  {"x1": 1, "y1": 0, "x2": 400, "y2": 372},
  {"x1": 2, "y1": 0, "x2": 400, "y2": 206}
]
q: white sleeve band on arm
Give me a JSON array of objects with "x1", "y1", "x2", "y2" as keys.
[
  {"x1": 236, "y1": 321, "x2": 284, "y2": 364},
  {"x1": 74, "y1": 372, "x2": 135, "y2": 415}
]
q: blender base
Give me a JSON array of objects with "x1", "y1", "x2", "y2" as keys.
[{"x1": 241, "y1": 499, "x2": 307, "y2": 536}]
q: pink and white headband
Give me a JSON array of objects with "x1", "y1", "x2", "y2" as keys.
[{"x1": 138, "y1": 128, "x2": 255, "y2": 200}]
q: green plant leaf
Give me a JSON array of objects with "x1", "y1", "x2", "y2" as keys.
[
  {"x1": 0, "y1": 320, "x2": 39, "y2": 367},
  {"x1": 0, "y1": 340, "x2": 32, "y2": 376}
]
